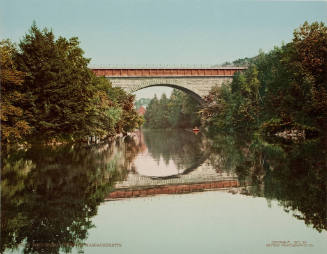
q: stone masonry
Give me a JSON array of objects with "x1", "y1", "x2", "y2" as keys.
[
  {"x1": 91, "y1": 67, "x2": 246, "y2": 100},
  {"x1": 107, "y1": 76, "x2": 232, "y2": 100}
]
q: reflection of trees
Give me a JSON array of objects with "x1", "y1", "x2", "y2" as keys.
[
  {"x1": 262, "y1": 138, "x2": 327, "y2": 232},
  {"x1": 208, "y1": 132, "x2": 327, "y2": 232},
  {"x1": 142, "y1": 129, "x2": 206, "y2": 171},
  {"x1": 207, "y1": 133, "x2": 264, "y2": 187},
  {"x1": 1, "y1": 142, "x2": 131, "y2": 254},
  {"x1": 122, "y1": 134, "x2": 147, "y2": 173}
]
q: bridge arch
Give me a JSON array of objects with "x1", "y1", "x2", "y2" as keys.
[{"x1": 130, "y1": 83, "x2": 204, "y2": 103}]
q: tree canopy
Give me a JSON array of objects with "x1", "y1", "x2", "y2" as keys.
[
  {"x1": 0, "y1": 40, "x2": 32, "y2": 145},
  {"x1": 144, "y1": 89, "x2": 201, "y2": 129},
  {"x1": 0, "y1": 23, "x2": 143, "y2": 147},
  {"x1": 201, "y1": 22, "x2": 327, "y2": 138}
]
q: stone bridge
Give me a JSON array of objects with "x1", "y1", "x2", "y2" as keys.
[
  {"x1": 105, "y1": 158, "x2": 241, "y2": 200},
  {"x1": 91, "y1": 67, "x2": 246, "y2": 101}
]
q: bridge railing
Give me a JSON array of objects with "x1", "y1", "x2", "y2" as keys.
[{"x1": 88, "y1": 64, "x2": 247, "y2": 70}]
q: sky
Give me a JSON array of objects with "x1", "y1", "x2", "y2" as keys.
[{"x1": 1, "y1": 0, "x2": 326, "y2": 99}]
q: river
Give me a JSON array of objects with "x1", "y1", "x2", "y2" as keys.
[{"x1": 1, "y1": 129, "x2": 327, "y2": 254}]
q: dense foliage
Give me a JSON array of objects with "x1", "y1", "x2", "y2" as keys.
[
  {"x1": 134, "y1": 98, "x2": 151, "y2": 110},
  {"x1": 202, "y1": 22, "x2": 327, "y2": 232},
  {"x1": 201, "y1": 22, "x2": 327, "y2": 138},
  {"x1": 144, "y1": 89, "x2": 201, "y2": 129},
  {"x1": 0, "y1": 40, "x2": 32, "y2": 144},
  {"x1": 0, "y1": 24, "x2": 142, "y2": 147}
]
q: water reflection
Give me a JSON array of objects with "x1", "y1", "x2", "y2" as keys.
[
  {"x1": 1, "y1": 129, "x2": 327, "y2": 254},
  {"x1": 1, "y1": 141, "x2": 136, "y2": 254},
  {"x1": 131, "y1": 129, "x2": 207, "y2": 177},
  {"x1": 208, "y1": 132, "x2": 327, "y2": 232}
]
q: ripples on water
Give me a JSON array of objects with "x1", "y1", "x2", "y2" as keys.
[{"x1": 1, "y1": 129, "x2": 327, "y2": 253}]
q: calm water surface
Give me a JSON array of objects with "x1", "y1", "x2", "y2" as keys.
[{"x1": 1, "y1": 129, "x2": 327, "y2": 254}]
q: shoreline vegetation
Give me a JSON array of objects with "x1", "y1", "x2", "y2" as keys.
[
  {"x1": 200, "y1": 21, "x2": 327, "y2": 141},
  {"x1": 1, "y1": 23, "x2": 143, "y2": 152},
  {"x1": 1, "y1": 21, "x2": 326, "y2": 152}
]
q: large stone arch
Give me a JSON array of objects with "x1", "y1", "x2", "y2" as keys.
[
  {"x1": 107, "y1": 76, "x2": 233, "y2": 102},
  {"x1": 131, "y1": 83, "x2": 203, "y2": 103}
]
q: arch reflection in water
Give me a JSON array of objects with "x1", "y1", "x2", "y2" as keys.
[
  {"x1": 127, "y1": 129, "x2": 207, "y2": 178},
  {"x1": 111, "y1": 129, "x2": 239, "y2": 197}
]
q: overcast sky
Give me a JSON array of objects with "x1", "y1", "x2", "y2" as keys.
[{"x1": 1, "y1": 0, "x2": 326, "y2": 99}]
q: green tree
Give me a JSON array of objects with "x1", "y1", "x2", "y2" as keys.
[
  {"x1": 167, "y1": 89, "x2": 183, "y2": 128},
  {"x1": 9, "y1": 23, "x2": 142, "y2": 143},
  {"x1": 144, "y1": 89, "x2": 201, "y2": 129},
  {"x1": 14, "y1": 23, "x2": 98, "y2": 142},
  {"x1": 113, "y1": 89, "x2": 143, "y2": 134},
  {"x1": 288, "y1": 21, "x2": 327, "y2": 131},
  {"x1": 134, "y1": 98, "x2": 151, "y2": 110},
  {"x1": 0, "y1": 40, "x2": 31, "y2": 147},
  {"x1": 159, "y1": 93, "x2": 170, "y2": 128},
  {"x1": 201, "y1": 66, "x2": 260, "y2": 135},
  {"x1": 144, "y1": 94, "x2": 160, "y2": 128},
  {"x1": 202, "y1": 22, "x2": 327, "y2": 137}
]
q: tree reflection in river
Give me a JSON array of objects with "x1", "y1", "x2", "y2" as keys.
[
  {"x1": 208, "y1": 132, "x2": 327, "y2": 232},
  {"x1": 0, "y1": 140, "x2": 141, "y2": 254},
  {"x1": 2, "y1": 130, "x2": 326, "y2": 254},
  {"x1": 142, "y1": 129, "x2": 207, "y2": 172},
  {"x1": 262, "y1": 137, "x2": 327, "y2": 232}
]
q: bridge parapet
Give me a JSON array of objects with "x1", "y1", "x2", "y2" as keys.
[{"x1": 92, "y1": 67, "x2": 246, "y2": 77}]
